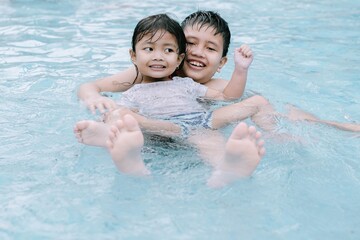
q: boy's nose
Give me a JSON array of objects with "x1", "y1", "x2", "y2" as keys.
[{"x1": 188, "y1": 45, "x2": 204, "y2": 57}]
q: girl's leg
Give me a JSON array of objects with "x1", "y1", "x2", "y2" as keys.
[
  {"x1": 187, "y1": 129, "x2": 227, "y2": 167},
  {"x1": 107, "y1": 108, "x2": 183, "y2": 137}
]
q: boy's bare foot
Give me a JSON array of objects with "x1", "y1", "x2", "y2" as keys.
[
  {"x1": 106, "y1": 114, "x2": 150, "y2": 176},
  {"x1": 207, "y1": 122, "x2": 265, "y2": 188},
  {"x1": 74, "y1": 120, "x2": 110, "y2": 147}
]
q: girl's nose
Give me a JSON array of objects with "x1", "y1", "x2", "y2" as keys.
[{"x1": 152, "y1": 50, "x2": 164, "y2": 60}]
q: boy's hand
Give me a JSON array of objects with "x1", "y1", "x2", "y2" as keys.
[
  {"x1": 234, "y1": 44, "x2": 253, "y2": 70},
  {"x1": 83, "y1": 96, "x2": 117, "y2": 114}
]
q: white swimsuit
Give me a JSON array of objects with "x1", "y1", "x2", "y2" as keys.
[{"x1": 117, "y1": 77, "x2": 213, "y2": 132}]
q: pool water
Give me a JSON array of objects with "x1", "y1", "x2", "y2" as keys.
[{"x1": 1, "y1": 0, "x2": 359, "y2": 239}]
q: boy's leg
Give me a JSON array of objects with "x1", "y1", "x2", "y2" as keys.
[
  {"x1": 188, "y1": 122, "x2": 265, "y2": 188},
  {"x1": 287, "y1": 105, "x2": 360, "y2": 132},
  {"x1": 211, "y1": 95, "x2": 278, "y2": 131},
  {"x1": 107, "y1": 114, "x2": 150, "y2": 175}
]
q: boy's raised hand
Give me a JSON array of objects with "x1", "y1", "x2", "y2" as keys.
[
  {"x1": 83, "y1": 95, "x2": 117, "y2": 115},
  {"x1": 234, "y1": 44, "x2": 253, "y2": 70}
]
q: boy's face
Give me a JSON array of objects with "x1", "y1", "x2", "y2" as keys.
[{"x1": 182, "y1": 24, "x2": 227, "y2": 84}]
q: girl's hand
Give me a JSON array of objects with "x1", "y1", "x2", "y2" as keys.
[
  {"x1": 83, "y1": 96, "x2": 117, "y2": 114},
  {"x1": 234, "y1": 44, "x2": 253, "y2": 70}
]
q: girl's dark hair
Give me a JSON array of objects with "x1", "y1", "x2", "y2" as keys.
[
  {"x1": 131, "y1": 14, "x2": 186, "y2": 83},
  {"x1": 181, "y1": 10, "x2": 231, "y2": 57}
]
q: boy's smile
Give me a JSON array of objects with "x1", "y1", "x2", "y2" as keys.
[{"x1": 182, "y1": 24, "x2": 227, "y2": 84}]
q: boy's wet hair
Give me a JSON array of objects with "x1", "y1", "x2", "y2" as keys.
[
  {"x1": 132, "y1": 14, "x2": 186, "y2": 56},
  {"x1": 181, "y1": 10, "x2": 231, "y2": 57}
]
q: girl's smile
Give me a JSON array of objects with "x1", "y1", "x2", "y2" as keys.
[{"x1": 130, "y1": 31, "x2": 184, "y2": 82}]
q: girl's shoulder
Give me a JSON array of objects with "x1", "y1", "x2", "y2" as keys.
[{"x1": 172, "y1": 76, "x2": 198, "y2": 84}]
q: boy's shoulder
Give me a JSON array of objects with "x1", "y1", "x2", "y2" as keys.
[{"x1": 204, "y1": 78, "x2": 228, "y2": 91}]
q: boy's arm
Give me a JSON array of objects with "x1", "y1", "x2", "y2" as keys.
[
  {"x1": 78, "y1": 66, "x2": 140, "y2": 114},
  {"x1": 221, "y1": 44, "x2": 253, "y2": 99}
]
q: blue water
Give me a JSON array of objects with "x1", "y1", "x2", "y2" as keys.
[{"x1": 1, "y1": 0, "x2": 359, "y2": 239}]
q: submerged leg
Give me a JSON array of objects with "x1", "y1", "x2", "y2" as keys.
[
  {"x1": 287, "y1": 105, "x2": 360, "y2": 132},
  {"x1": 106, "y1": 114, "x2": 150, "y2": 176}
]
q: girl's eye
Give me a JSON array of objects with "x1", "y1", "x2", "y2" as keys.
[
  {"x1": 186, "y1": 42, "x2": 194, "y2": 45},
  {"x1": 144, "y1": 47, "x2": 153, "y2": 51},
  {"x1": 207, "y1": 47, "x2": 216, "y2": 51},
  {"x1": 165, "y1": 48, "x2": 174, "y2": 53}
]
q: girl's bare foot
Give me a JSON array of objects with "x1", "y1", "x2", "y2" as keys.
[
  {"x1": 207, "y1": 122, "x2": 265, "y2": 188},
  {"x1": 106, "y1": 114, "x2": 150, "y2": 176},
  {"x1": 74, "y1": 120, "x2": 110, "y2": 147}
]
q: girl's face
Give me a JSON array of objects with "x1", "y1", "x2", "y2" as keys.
[
  {"x1": 182, "y1": 24, "x2": 227, "y2": 84},
  {"x1": 130, "y1": 31, "x2": 184, "y2": 82}
]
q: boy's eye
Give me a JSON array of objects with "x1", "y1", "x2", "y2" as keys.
[
  {"x1": 207, "y1": 47, "x2": 216, "y2": 51},
  {"x1": 186, "y1": 41, "x2": 195, "y2": 45}
]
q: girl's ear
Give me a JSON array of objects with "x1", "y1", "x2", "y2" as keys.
[
  {"x1": 177, "y1": 53, "x2": 185, "y2": 67},
  {"x1": 129, "y1": 49, "x2": 136, "y2": 64},
  {"x1": 217, "y1": 56, "x2": 228, "y2": 73}
]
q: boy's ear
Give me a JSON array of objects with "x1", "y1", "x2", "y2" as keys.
[
  {"x1": 177, "y1": 53, "x2": 185, "y2": 67},
  {"x1": 129, "y1": 49, "x2": 136, "y2": 63},
  {"x1": 217, "y1": 56, "x2": 228, "y2": 73}
]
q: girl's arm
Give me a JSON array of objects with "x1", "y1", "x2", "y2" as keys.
[
  {"x1": 219, "y1": 44, "x2": 253, "y2": 99},
  {"x1": 78, "y1": 66, "x2": 140, "y2": 114}
]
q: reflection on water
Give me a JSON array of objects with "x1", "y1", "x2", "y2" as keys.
[{"x1": 1, "y1": 0, "x2": 359, "y2": 239}]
